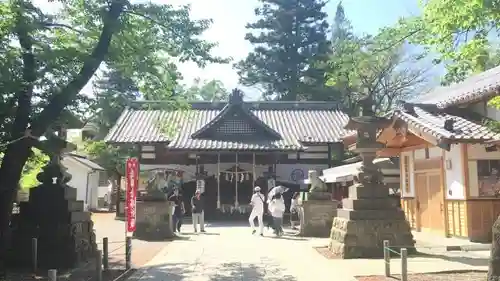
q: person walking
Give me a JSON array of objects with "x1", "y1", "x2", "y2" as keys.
[
  {"x1": 249, "y1": 186, "x2": 265, "y2": 236},
  {"x1": 168, "y1": 189, "x2": 185, "y2": 233},
  {"x1": 191, "y1": 189, "x2": 205, "y2": 233},
  {"x1": 268, "y1": 192, "x2": 285, "y2": 236},
  {"x1": 290, "y1": 192, "x2": 300, "y2": 230}
]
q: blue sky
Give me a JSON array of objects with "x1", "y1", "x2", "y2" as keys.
[
  {"x1": 34, "y1": 0, "x2": 423, "y2": 99},
  {"x1": 169, "y1": 0, "x2": 422, "y2": 99}
]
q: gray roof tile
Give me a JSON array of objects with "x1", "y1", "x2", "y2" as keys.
[
  {"x1": 105, "y1": 102, "x2": 351, "y2": 151},
  {"x1": 410, "y1": 65, "x2": 500, "y2": 108},
  {"x1": 394, "y1": 107, "x2": 500, "y2": 142}
]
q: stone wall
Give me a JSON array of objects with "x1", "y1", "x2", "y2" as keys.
[{"x1": 300, "y1": 200, "x2": 337, "y2": 237}]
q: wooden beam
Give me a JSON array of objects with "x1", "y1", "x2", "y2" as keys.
[
  {"x1": 407, "y1": 127, "x2": 440, "y2": 147},
  {"x1": 377, "y1": 148, "x2": 402, "y2": 157}
]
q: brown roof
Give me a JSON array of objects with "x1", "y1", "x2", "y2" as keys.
[
  {"x1": 105, "y1": 100, "x2": 351, "y2": 151},
  {"x1": 393, "y1": 107, "x2": 500, "y2": 143},
  {"x1": 409, "y1": 65, "x2": 500, "y2": 108}
]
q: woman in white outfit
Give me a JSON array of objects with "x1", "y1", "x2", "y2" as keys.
[
  {"x1": 269, "y1": 192, "x2": 286, "y2": 236},
  {"x1": 249, "y1": 186, "x2": 265, "y2": 236}
]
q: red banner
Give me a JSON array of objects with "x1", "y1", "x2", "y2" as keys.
[{"x1": 126, "y1": 157, "x2": 139, "y2": 232}]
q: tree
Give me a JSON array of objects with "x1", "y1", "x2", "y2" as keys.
[
  {"x1": 325, "y1": 2, "x2": 429, "y2": 115},
  {"x1": 183, "y1": 78, "x2": 230, "y2": 101},
  {"x1": 234, "y1": 0, "x2": 331, "y2": 101},
  {"x1": 395, "y1": 0, "x2": 500, "y2": 89},
  {"x1": 0, "y1": 0, "x2": 228, "y2": 270},
  {"x1": 90, "y1": 68, "x2": 139, "y2": 138}
]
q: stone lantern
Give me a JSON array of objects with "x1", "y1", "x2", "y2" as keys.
[{"x1": 328, "y1": 95, "x2": 415, "y2": 258}]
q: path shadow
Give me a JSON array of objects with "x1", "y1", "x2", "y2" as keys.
[
  {"x1": 133, "y1": 235, "x2": 192, "y2": 242},
  {"x1": 133, "y1": 262, "x2": 298, "y2": 281},
  {"x1": 205, "y1": 221, "x2": 249, "y2": 228},
  {"x1": 270, "y1": 235, "x2": 309, "y2": 241},
  {"x1": 182, "y1": 232, "x2": 221, "y2": 236},
  {"x1": 415, "y1": 252, "x2": 488, "y2": 267}
]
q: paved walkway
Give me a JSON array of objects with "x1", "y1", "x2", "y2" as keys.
[
  {"x1": 129, "y1": 223, "x2": 357, "y2": 281},
  {"x1": 129, "y1": 223, "x2": 489, "y2": 281}
]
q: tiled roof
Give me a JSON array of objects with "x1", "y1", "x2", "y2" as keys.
[
  {"x1": 64, "y1": 154, "x2": 105, "y2": 171},
  {"x1": 105, "y1": 101, "x2": 350, "y2": 151},
  {"x1": 393, "y1": 107, "x2": 500, "y2": 143},
  {"x1": 409, "y1": 65, "x2": 500, "y2": 108}
]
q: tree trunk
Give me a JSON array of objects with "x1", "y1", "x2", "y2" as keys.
[
  {"x1": 0, "y1": 140, "x2": 32, "y2": 275},
  {"x1": 488, "y1": 215, "x2": 500, "y2": 280}
]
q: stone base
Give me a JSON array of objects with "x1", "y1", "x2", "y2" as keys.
[
  {"x1": 133, "y1": 201, "x2": 174, "y2": 241},
  {"x1": 329, "y1": 216, "x2": 415, "y2": 259},
  {"x1": 300, "y1": 199, "x2": 337, "y2": 237},
  {"x1": 307, "y1": 191, "x2": 331, "y2": 200}
]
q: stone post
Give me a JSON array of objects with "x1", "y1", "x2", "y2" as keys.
[
  {"x1": 134, "y1": 170, "x2": 176, "y2": 240},
  {"x1": 300, "y1": 170, "x2": 338, "y2": 237}
]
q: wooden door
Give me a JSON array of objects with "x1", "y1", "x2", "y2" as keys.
[
  {"x1": 416, "y1": 173, "x2": 430, "y2": 230},
  {"x1": 416, "y1": 172, "x2": 444, "y2": 233},
  {"x1": 428, "y1": 174, "x2": 444, "y2": 231}
]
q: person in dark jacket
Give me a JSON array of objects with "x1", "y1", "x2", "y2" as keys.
[
  {"x1": 168, "y1": 189, "x2": 184, "y2": 233},
  {"x1": 191, "y1": 189, "x2": 205, "y2": 233}
]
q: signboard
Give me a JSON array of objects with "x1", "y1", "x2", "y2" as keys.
[{"x1": 126, "y1": 157, "x2": 139, "y2": 232}]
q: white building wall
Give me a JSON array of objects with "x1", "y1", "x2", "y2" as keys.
[
  {"x1": 63, "y1": 158, "x2": 91, "y2": 210},
  {"x1": 63, "y1": 157, "x2": 103, "y2": 210},
  {"x1": 443, "y1": 144, "x2": 465, "y2": 199}
]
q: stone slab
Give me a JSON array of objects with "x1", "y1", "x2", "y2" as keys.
[
  {"x1": 348, "y1": 183, "x2": 388, "y2": 199},
  {"x1": 134, "y1": 200, "x2": 174, "y2": 240},
  {"x1": 329, "y1": 217, "x2": 415, "y2": 258},
  {"x1": 300, "y1": 200, "x2": 337, "y2": 237},
  {"x1": 336, "y1": 208, "x2": 406, "y2": 220},
  {"x1": 341, "y1": 198, "x2": 399, "y2": 210}
]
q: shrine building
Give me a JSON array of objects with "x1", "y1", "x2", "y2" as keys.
[{"x1": 104, "y1": 89, "x2": 350, "y2": 218}]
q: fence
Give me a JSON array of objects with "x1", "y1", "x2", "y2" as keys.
[
  {"x1": 383, "y1": 240, "x2": 408, "y2": 281},
  {"x1": 30, "y1": 236, "x2": 133, "y2": 281}
]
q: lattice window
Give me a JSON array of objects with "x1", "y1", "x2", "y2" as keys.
[
  {"x1": 215, "y1": 118, "x2": 257, "y2": 136},
  {"x1": 403, "y1": 156, "x2": 410, "y2": 193}
]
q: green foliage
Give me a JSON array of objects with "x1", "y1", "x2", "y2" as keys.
[
  {"x1": 325, "y1": 3, "x2": 429, "y2": 115},
  {"x1": 80, "y1": 140, "x2": 131, "y2": 175},
  {"x1": 234, "y1": 0, "x2": 331, "y2": 100},
  {"x1": 394, "y1": 0, "x2": 500, "y2": 85},
  {"x1": 0, "y1": 0, "x2": 228, "y2": 191},
  {"x1": 20, "y1": 148, "x2": 48, "y2": 189},
  {"x1": 182, "y1": 78, "x2": 230, "y2": 101}
]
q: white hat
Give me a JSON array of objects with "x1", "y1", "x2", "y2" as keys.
[{"x1": 254, "y1": 186, "x2": 261, "y2": 192}]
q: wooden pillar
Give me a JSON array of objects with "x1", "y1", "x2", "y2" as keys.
[
  {"x1": 252, "y1": 153, "x2": 256, "y2": 186},
  {"x1": 327, "y1": 143, "x2": 333, "y2": 168},
  {"x1": 217, "y1": 153, "x2": 221, "y2": 209},
  {"x1": 235, "y1": 153, "x2": 239, "y2": 208}
]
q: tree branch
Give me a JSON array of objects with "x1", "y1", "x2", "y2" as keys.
[
  {"x1": 30, "y1": 0, "x2": 126, "y2": 137},
  {"x1": 43, "y1": 22, "x2": 84, "y2": 34}
]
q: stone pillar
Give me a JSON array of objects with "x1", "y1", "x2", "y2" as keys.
[
  {"x1": 300, "y1": 170, "x2": 337, "y2": 237},
  {"x1": 135, "y1": 200, "x2": 175, "y2": 240},
  {"x1": 328, "y1": 96, "x2": 415, "y2": 258},
  {"x1": 134, "y1": 170, "x2": 177, "y2": 240}
]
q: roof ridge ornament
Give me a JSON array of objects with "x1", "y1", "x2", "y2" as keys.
[{"x1": 229, "y1": 88, "x2": 244, "y2": 105}]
